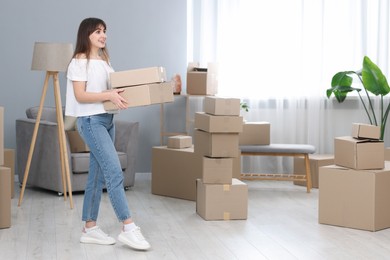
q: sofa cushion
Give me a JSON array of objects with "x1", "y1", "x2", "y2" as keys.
[{"x1": 71, "y1": 152, "x2": 128, "y2": 173}]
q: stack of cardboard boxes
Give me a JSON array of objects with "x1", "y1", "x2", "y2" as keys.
[
  {"x1": 194, "y1": 96, "x2": 248, "y2": 220},
  {"x1": 103, "y1": 66, "x2": 174, "y2": 111},
  {"x1": 0, "y1": 106, "x2": 12, "y2": 229},
  {"x1": 319, "y1": 123, "x2": 390, "y2": 231}
]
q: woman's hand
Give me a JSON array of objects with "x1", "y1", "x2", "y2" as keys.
[{"x1": 108, "y1": 89, "x2": 128, "y2": 109}]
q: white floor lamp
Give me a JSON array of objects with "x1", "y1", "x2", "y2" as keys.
[{"x1": 18, "y1": 42, "x2": 74, "y2": 209}]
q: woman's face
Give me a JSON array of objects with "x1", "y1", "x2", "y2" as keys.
[{"x1": 89, "y1": 24, "x2": 106, "y2": 50}]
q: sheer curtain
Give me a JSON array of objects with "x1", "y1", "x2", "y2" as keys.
[{"x1": 188, "y1": 0, "x2": 390, "y2": 173}]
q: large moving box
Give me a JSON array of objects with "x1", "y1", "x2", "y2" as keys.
[
  {"x1": 196, "y1": 178, "x2": 248, "y2": 220},
  {"x1": 201, "y1": 157, "x2": 233, "y2": 184},
  {"x1": 319, "y1": 163, "x2": 390, "y2": 231},
  {"x1": 152, "y1": 146, "x2": 202, "y2": 201}
]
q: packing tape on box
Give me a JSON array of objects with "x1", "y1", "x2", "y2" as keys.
[
  {"x1": 223, "y1": 184, "x2": 231, "y2": 191},
  {"x1": 223, "y1": 212, "x2": 231, "y2": 220}
]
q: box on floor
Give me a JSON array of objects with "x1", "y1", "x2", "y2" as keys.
[
  {"x1": 319, "y1": 163, "x2": 390, "y2": 231},
  {"x1": 196, "y1": 178, "x2": 248, "y2": 221},
  {"x1": 293, "y1": 154, "x2": 334, "y2": 188},
  {"x1": 152, "y1": 146, "x2": 241, "y2": 201}
]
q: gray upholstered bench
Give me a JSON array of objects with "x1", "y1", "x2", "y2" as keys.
[{"x1": 240, "y1": 144, "x2": 316, "y2": 193}]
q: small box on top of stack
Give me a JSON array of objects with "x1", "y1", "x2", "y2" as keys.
[
  {"x1": 319, "y1": 123, "x2": 390, "y2": 231},
  {"x1": 186, "y1": 62, "x2": 218, "y2": 95},
  {"x1": 194, "y1": 96, "x2": 248, "y2": 221},
  {"x1": 103, "y1": 66, "x2": 174, "y2": 111}
]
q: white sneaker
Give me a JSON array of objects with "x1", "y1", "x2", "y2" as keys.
[
  {"x1": 118, "y1": 226, "x2": 151, "y2": 250},
  {"x1": 80, "y1": 226, "x2": 116, "y2": 245}
]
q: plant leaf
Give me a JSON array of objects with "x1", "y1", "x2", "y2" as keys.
[
  {"x1": 362, "y1": 56, "x2": 390, "y2": 96},
  {"x1": 331, "y1": 72, "x2": 353, "y2": 87}
]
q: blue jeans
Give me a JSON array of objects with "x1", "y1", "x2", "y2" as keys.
[{"x1": 77, "y1": 113, "x2": 131, "y2": 222}]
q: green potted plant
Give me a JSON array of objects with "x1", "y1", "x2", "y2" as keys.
[{"x1": 326, "y1": 56, "x2": 390, "y2": 140}]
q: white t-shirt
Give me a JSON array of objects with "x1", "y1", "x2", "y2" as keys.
[{"x1": 65, "y1": 58, "x2": 115, "y2": 117}]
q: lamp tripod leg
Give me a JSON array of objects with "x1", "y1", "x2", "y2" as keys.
[
  {"x1": 18, "y1": 73, "x2": 50, "y2": 207},
  {"x1": 53, "y1": 72, "x2": 74, "y2": 209}
]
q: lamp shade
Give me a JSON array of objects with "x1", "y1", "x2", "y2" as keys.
[{"x1": 31, "y1": 42, "x2": 74, "y2": 72}]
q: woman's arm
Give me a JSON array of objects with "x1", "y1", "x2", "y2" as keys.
[{"x1": 73, "y1": 81, "x2": 128, "y2": 109}]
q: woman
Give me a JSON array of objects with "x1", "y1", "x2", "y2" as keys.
[{"x1": 65, "y1": 17, "x2": 151, "y2": 251}]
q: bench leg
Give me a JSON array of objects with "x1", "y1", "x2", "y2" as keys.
[{"x1": 304, "y1": 154, "x2": 312, "y2": 193}]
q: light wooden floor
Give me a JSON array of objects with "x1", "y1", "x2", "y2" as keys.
[{"x1": 2, "y1": 173, "x2": 390, "y2": 260}]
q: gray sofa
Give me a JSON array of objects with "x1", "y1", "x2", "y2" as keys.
[{"x1": 16, "y1": 107, "x2": 139, "y2": 194}]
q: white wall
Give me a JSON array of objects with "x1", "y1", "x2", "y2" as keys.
[{"x1": 0, "y1": 0, "x2": 187, "y2": 172}]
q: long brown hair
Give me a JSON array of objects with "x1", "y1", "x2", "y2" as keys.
[{"x1": 73, "y1": 17, "x2": 110, "y2": 63}]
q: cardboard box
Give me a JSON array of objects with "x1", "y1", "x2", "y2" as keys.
[
  {"x1": 104, "y1": 82, "x2": 174, "y2": 111},
  {"x1": 239, "y1": 122, "x2": 271, "y2": 145},
  {"x1": 0, "y1": 107, "x2": 3, "y2": 165},
  {"x1": 194, "y1": 129, "x2": 239, "y2": 158},
  {"x1": 293, "y1": 154, "x2": 334, "y2": 188},
  {"x1": 0, "y1": 166, "x2": 11, "y2": 229},
  {"x1": 196, "y1": 178, "x2": 248, "y2": 220},
  {"x1": 167, "y1": 135, "x2": 192, "y2": 149},
  {"x1": 352, "y1": 123, "x2": 380, "y2": 140},
  {"x1": 152, "y1": 146, "x2": 202, "y2": 201},
  {"x1": 334, "y1": 136, "x2": 384, "y2": 170},
  {"x1": 4, "y1": 149, "x2": 15, "y2": 198},
  {"x1": 385, "y1": 147, "x2": 390, "y2": 161},
  {"x1": 202, "y1": 157, "x2": 233, "y2": 184},
  {"x1": 319, "y1": 163, "x2": 390, "y2": 231},
  {"x1": 232, "y1": 151, "x2": 241, "y2": 179},
  {"x1": 110, "y1": 66, "x2": 167, "y2": 88},
  {"x1": 203, "y1": 96, "x2": 240, "y2": 116},
  {"x1": 186, "y1": 62, "x2": 218, "y2": 95},
  {"x1": 66, "y1": 131, "x2": 89, "y2": 153},
  {"x1": 194, "y1": 112, "x2": 243, "y2": 133}
]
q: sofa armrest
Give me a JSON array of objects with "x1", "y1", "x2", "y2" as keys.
[
  {"x1": 15, "y1": 118, "x2": 72, "y2": 193},
  {"x1": 114, "y1": 120, "x2": 139, "y2": 188}
]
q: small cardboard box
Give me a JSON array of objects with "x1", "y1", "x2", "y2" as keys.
[
  {"x1": 202, "y1": 157, "x2": 233, "y2": 184},
  {"x1": 319, "y1": 163, "x2": 390, "y2": 231},
  {"x1": 194, "y1": 112, "x2": 243, "y2": 133},
  {"x1": 293, "y1": 154, "x2": 334, "y2": 188},
  {"x1": 66, "y1": 130, "x2": 90, "y2": 153},
  {"x1": 110, "y1": 66, "x2": 167, "y2": 88},
  {"x1": 152, "y1": 146, "x2": 202, "y2": 201},
  {"x1": 194, "y1": 129, "x2": 239, "y2": 158},
  {"x1": 239, "y1": 122, "x2": 271, "y2": 145},
  {"x1": 196, "y1": 178, "x2": 248, "y2": 220},
  {"x1": 0, "y1": 166, "x2": 11, "y2": 229},
  {"x1": 186, "y1": 62, "x2": 218, "y2": 95},
  {"x1": 334, "y1": 136, "x2": 384, "y2": 170},
  {"x1": 167, "y1": 135, "x2": 192, "y2": 149},
  {"x1": 104, "y1": 82, "x2": 174, "y2": 111},
  {"x1": 4, "y1": 149, "x2": 15, "y2": 198},
  {"x1": 0, "y1": 107, "x2": 3, "y2": 165},
  {"x1": 352, "y1": 123, "x2": 380, "y2": 140},
  {"x1": 203, "y1": 96, "x2": 241, "y2": 116}
]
